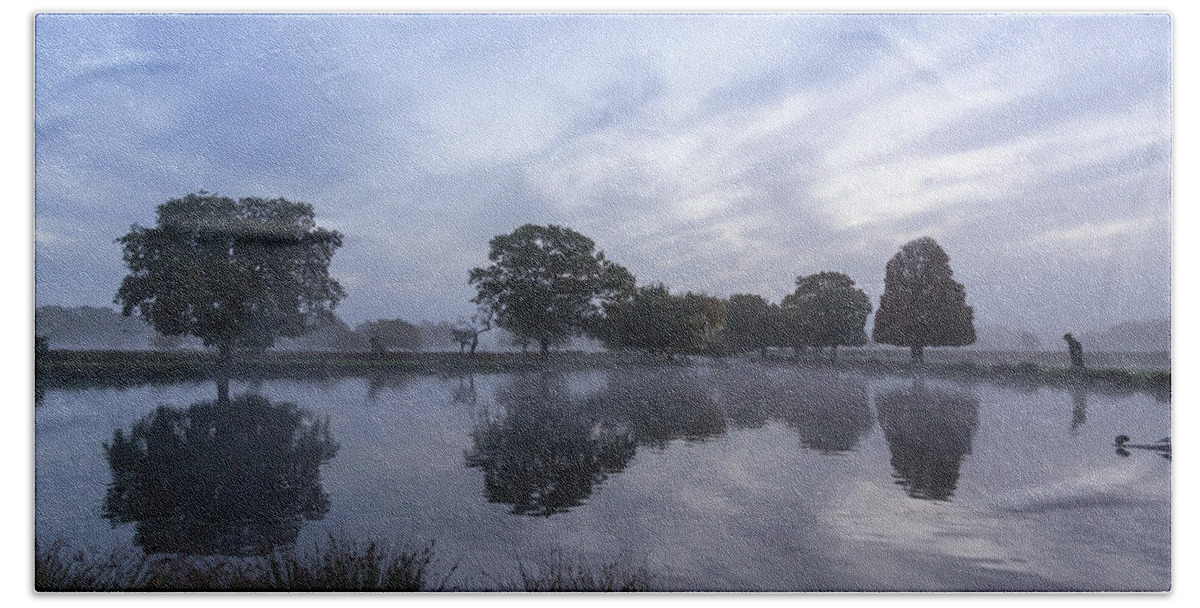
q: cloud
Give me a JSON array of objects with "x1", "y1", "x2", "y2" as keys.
[{"x1": 34, "y1": 14, "x2": 1171, "y2": 331}]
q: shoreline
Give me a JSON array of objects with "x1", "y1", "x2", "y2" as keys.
[{"x1": 35, "y1": 349, "x2": 1170, "y2": 399}]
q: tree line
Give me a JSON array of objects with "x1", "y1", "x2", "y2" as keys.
[
  {"x1": 467, "y1": 224, "x2": 975, "y2": 362},
  {"x1": 114, "y1": 193, "x2": 974, "y2": 364}
]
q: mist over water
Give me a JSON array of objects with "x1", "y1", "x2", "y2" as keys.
[{"x1": 35, "y1": 362, "x2": 1169, "y2": 591}]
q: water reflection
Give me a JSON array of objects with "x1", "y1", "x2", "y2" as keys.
[
  {"x1": 451, "y1": 374, "x2": 478, "y2": 407},
  {"x1": 464, "y1": 373, "x2": 636, "y2": 517},
  {"x1": 597, "y1": 370, "x2": 727, "y2": 448},
  {"x1": 465, "y1": 370, "x2": 729, "y2": 517},
  {"x1": 1069, "y1": 383, "x2": 1088, "y2": 432},
  {"x1": 875, "y1": 380, "x2": 979, "y2": 502},
  {"x1": 102, "y1": 394, "x2": 339, "y2": 556},
  {"x1": 774, "y1": 374, "x2": 873, "y2": 453}
]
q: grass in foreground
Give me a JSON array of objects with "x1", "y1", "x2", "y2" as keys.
[
  {"x1": 36, "y1": 536, "x2": 448, "y2": 592},
  {"x1": 507, "y1": 549, "x2": 652, "y2": 592},
  {"x1": 36, "y1": 538, "x2": 653, "y2": 592}
]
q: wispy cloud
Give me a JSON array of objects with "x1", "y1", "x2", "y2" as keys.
[{"x1": 34, "y1": 13, "x2": 1171, "y2": 331}]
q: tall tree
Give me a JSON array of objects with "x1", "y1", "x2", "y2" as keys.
[
  {"x1": 115, "y1": 193, "x2": 345, "y2": 367},
  {"x1": 469, "y1": 224, "x2": 635, "y2": 354},
  {"x1": 872, "y1": 237, "x2": 975, "y2": 363},
  {"x1": 782, "y1": 272, "x2": 872, "y2": 361}
]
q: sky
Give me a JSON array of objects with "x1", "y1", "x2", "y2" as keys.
[{"x1": 33, "y1": 12, "x2": 1172, "y2": 335}]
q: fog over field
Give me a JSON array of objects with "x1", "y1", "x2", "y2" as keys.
[{"x1": 34, "y1": 14, "x2": 1170, "y2": 335}]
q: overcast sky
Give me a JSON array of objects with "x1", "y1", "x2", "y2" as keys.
[{"x1": 33, "y1": 13, "x2": 1171, "y2": 334}]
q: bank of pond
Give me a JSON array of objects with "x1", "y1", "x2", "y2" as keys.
[{"x1": 35, "y1": 348, "x2": 1170, "y2": 402}]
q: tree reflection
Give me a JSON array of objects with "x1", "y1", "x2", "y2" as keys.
[
  {"x1": 451, "y1": 374, "x2": 478, "y2": 407},
  {"x1": 464, "y1": 373, "x2": 636, "y2": 517},
  {"x1": 717, "y1": 367, "x2": 775, "y2": 430},
  {"x1": 596, "y1": 370, "x2": 727, "y2": 448},
  {"x1": 464, "y1": 369, "x2": 730, "y2": 517},
  {"x1": 774, "y1": 374, "x2": 873, "y2": 453},
  {"x1": 103, "y1": 394, "x2": 339, "y2": 556},
  {"x1": 875, "y1": 380, "x2": 979, "y2": 501}
]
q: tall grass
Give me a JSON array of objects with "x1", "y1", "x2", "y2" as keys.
[
  {"x1": 264, "y1": 537, "x2": 450, "y2": 591},
  {"x1": 35, "y1": 536, "x2": 448, "y2": 592},
  {"x1": 508, "y1": 550, "x2": 652, "y2": 592},
  {"x1": 36, "y1": 539, "x2": 654, "y2": 592}
]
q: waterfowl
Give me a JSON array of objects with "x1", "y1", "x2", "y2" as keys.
[{"x1": 1115, "y1": 434, "x2": 1171, "y2": 453}]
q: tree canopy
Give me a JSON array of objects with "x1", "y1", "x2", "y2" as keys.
[
  {"x1": 872, "y1": 237, "x2": 975, "y2": 363},
  {"x1": 782, "y1": 272, "x2": 872, "y2": 357},
  {"x1": 724, "y1": 294, "x2": 779, "y2": 356},
  {"x1": 600, "y1": 284, "x2": 725, "y2": 356},
  {"x1": 468, "y1": 224, "x2": 635, "y2": 353},
  {"x1": 115, "y1": 192, "x2": 344, "y2": 356}
]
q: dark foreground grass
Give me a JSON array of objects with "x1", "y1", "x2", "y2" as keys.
[
  {"x1": 508, "y1": 550, "x2": 651, "y2": 592},
  {"x1": 35, "y1": 538, "x2": 652, "y2": 592},
  {"x1": 36, "y1": 536, "x2": 448, "y2": 592}
]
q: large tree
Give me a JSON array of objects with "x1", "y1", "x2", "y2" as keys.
[
  {"x1": 782, "y1": 271, "x2": 872, "y2": 360},
  {"x1": 469, "y1": 224, "x2": 635, "y2": 354},
  {"x1": 872, "y1": 237, "x2": 975, "y2": 363},
  {"x1": 115, "y1": 192, "x2": 345, "y2": 364}
]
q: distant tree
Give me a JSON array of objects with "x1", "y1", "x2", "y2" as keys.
[
  {"x1": 151, "y1": 332, "x2": 187, "y2": 351},
  {"x1": 872, "y1": 237, "x2": 975, "y2": 363},
  {"x1": 725, "y1": 294, "x2": 777, "y2": 357},
  {"x1": 418, "y1": 321, "x2": 457, "y2": 352},
  {"x1": 451, "y1": 309, "x2": 494, "y2": 355},
  {"x1": 469, "y1": 224, "x2": 635, "y2": 354},
  {"x1": 278, "y1": 315, "x2": 366, "y2": 352},
  {"x1": 1017, "y1": 331, "x2": 1042, "y2": 352},
  {"x1": 600, "y1": 285, "x2": 724, "y2": 356},
  {"x1": 357, "y1": 318, "x2": 421, "y2": 353},
  {"x1": 115, "y1": 192, "x2": 344, "y2": 368},
  {"x1": 782, "y1": 272, "x2": 872, "y2": 361}
]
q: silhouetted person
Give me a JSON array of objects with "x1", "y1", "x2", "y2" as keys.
[{"x1": 1063, "y1": 333, "x2": 1085, "y2": 369}]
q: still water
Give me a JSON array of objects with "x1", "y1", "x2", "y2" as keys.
[{"x1": 35, "y1": 362, "x2": 1170, "y2": 591}]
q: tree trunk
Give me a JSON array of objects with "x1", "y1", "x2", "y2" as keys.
[
  {"x1": 910, "y1": 345, "x2": 924, "y2": 364},
  {"x1": 217, "y1": 343, "x2": 233, "y2": 402},
  {"x1": 470, "y1": 335, "x2": 478, "y2": 355}
]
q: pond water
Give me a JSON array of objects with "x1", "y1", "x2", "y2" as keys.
[{"x1": 35, "y1": 362, "x2": 1171, "y2": 591}]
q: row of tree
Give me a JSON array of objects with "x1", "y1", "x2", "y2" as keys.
[
  {"x1": 468, "y1": 224, "x2": 975, "y2": 361},
  {"x1": 114, "y1": 193, "x2": 973, "y2": 364}
]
